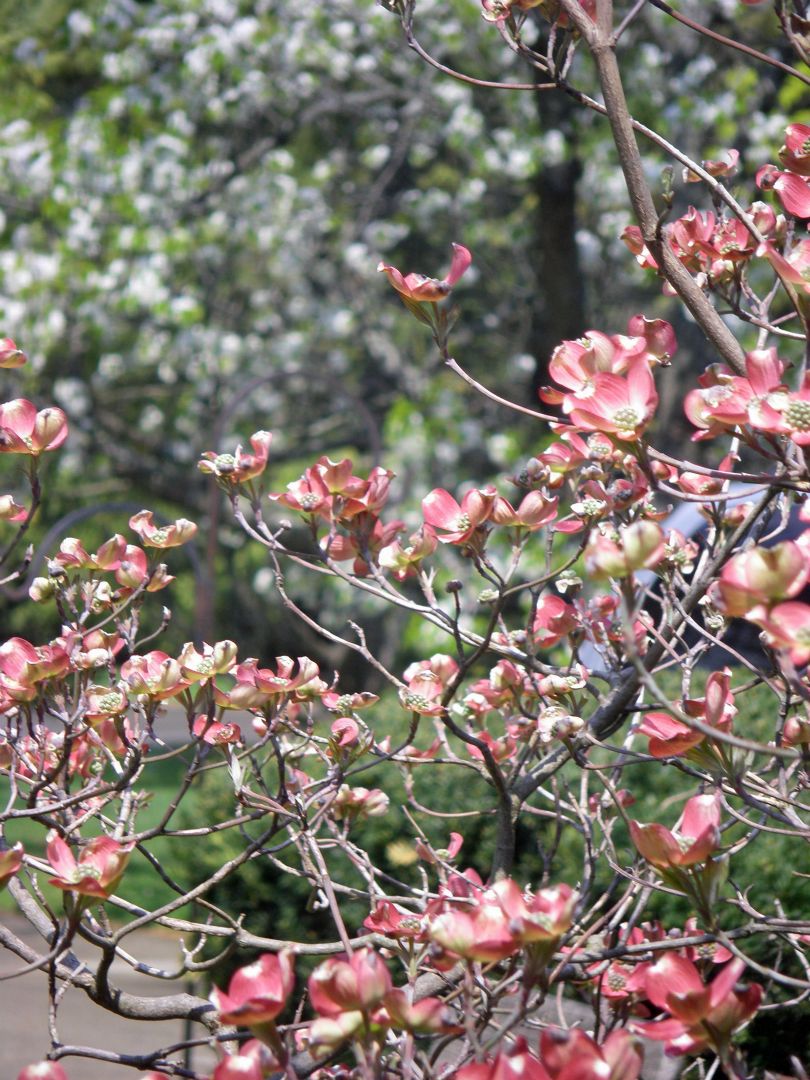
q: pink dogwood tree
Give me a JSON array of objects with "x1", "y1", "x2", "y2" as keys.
[{"x1": 2, "y1": 1, "x2": 810, "y2": 1078}]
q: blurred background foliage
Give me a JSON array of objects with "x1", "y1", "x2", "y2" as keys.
[{"x1": 0, "y1": 0, "x2": 805, "y2": 672}]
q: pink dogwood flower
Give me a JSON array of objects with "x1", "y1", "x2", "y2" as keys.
[
  {"x1": 212, "y1": 1054, "x2": 266, "y2": 1080},
  {"x1": 680, "y1": 918, "x2": 733, "y2": 966},
  {"x1": 532, "y1": 594, "x2": 579, "y2": 648},
  {"x1": 53, "y1": 533, "x2": 127, "y2": 572},
  {"x1": 314, "y1": 457, "x2": 368, "y2": 499},
  {"x1": 684, "y1": 149, "x2": 739, "y2": 182},
  {"x1": 539, "y1": 1027, "x2": 644, "y2": 1079},
  {"x1": 543, "y1": 331, "x2": 639, "y2": 402},
  {"x1": 627, "y1": 313, "x2": 678, "y2": 361},
  {"x1": 589, "y1": 948, "x2": 651, "y2": 1006},
  {"x1": 332, "y1": 784, "x2": 389, "y2": 821},
  {"x1": 637, "y1": 714, "x2": 710, "y2": 759},
  {"x1": 17, "y1": 1065, "x2": 69, "y2": 1080},
  {"x1": 221, "y1": 655, "x2": 327, "y2": 710},
  {"x1": 129, "y1": 510, "x2": 197, "y2": 548},
  {"x1": 783, "y1": 710, "x2": 810, "y2": 746},
  {"x1": 778, "y1": 122, "x2": 810, "y2": 175},
  {"x1": 633, "y1": 955, "x2": 762, "y2": 1058},
  {"x1": 270, "y1": 466, "x2": 331, "y2": 518},
  {"x1": 192, "y1": 715, "x2": 242, "y2": 745},
  {"x1": 751, "y1": 375, "x2": 810, "y2": 445},
  {"x1": 456, "y1": 1037, "x2": 549, "y2": 1080},
  {"x1": 491, "y1": 490, "x2": 558, "y2": 532},
  {"x1": 378, "y1": 243, "x2": 471, "y2": 302},
  {"x1": 629, "y1": 793, "x2": 722, "y2": 870},
  {"x1": 638, "y1": 670, "x2": 736, "y2": 758},
  {"x1": 82, "y1": 684, "x2": 128, "y2": 724},
  {"x1": 0, "y1": 399, "x2": 68, "y2": 455},
  {"x1": 467, "y1": 729, "x2": 517, "y2": 763},
  {"x1": 303, "y1": 1010, "x2": 366, "y2": 1057},
  {"x1": 422, "y1": 485, "x2": 498, "y2": 545},
  {"x1": 379, "y1": 524, "x2": 437, "y2": 579},
  {"x1": 0, "y1": 337, "x2": 27, "y2": 367},
  {"x1": 399, "y1": 666, "x2": 447, "y2": 716},
  {"x1": 429, "y1": 892, "x2": 519, "y2": 963},
  {"x1": 713, "y1": 539, "x2": 810, "y2": 617},
  {"x1": 0, "y1": 494, "x2": 27, "y2": 521},
  {"x1": 584, "y1": 520, "x2": 665, "y2": 579},
  {"x1": 481, "y1": 0, "x2": 553, "y2": 25},
  {"x1": 757, "y1": 163, "x2": 810, "y2": 218},
  {"x1": 179, "y1": 640, "x2": 239, "y2": 682},
  {"x1": 379, "y1": 989, "x2": 460, "y2": 1034},
  {"x1": 486, "y1": 879, "x2": 576, "y2": 947},
  {"x1": 759, "y1": 238, "x2": 810, "y2": 300},
  {"x1": 199, "y1": 430, "x2": 273, "y2": 485},
  {"x1": 566, "y1": 359, "x2": 659, "y2": 440},
  {"x1": 414, "y1": 829, "x2": 463, "y2": 864},
  {"x1": 211, "y1": 952, "x2": 295, "y2": 1026},
  {"x1": 121, "y1": 651, "x2": 191, "y2": 700},
  {"x1": 363, "y1": 901, "x2": 427, "y2": 940},
  {"x1": 747, "y1": 600, "x2": 810, "y2": 665},
  {"x1": 46, "y1": 831, "x2": 132, "y2": 899},
  {"x1": 321, "y1": 515, "x2": 404, "y2": 577},
  {"x1": 115, "y1": 545, "x2": 174, "y2": 592},
  {"x1": 308, "y1": 948, "x2": 391, "y2": 1017},
  {"x1": 0, "y1": 842, "x2": 23, "y2": 889},
  {"x1": 670, "y1": 206, "x2": 717, "y2": 270}
]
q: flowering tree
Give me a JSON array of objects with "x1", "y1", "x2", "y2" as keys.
[{"x1": 3, "y1": 1, "x2": 810, "y2": 1079}]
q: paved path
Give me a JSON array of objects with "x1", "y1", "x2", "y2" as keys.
[{"x1": 0, "y1": 911, "x2": 217, "y2": 1079}]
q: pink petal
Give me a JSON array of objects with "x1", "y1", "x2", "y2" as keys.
[
  {"x1": 422, "y1": 488, "x2": 462, "y2": 530},
  {"x1": 678, "y1": 793, "x2": 721, "y2": 841},
  {"x1": 629, "y1": 821, "x2": 681, "y2": 868},
  {"x1": 45, "y1": 831, "x2": 77, "y2": 880},
  {"x1": 444, "y1": 243, "x2": 472, "y2": 286},
  {"x1": 745, "y1": 348, "x2": 784, "y2": 396},
  {"x1": 377, "y1": 262, "x2": 409, "y2": 295},
  {"x1": 758, "y1": 239, "x2": 810, "y2": 288},
  {"x1": 775, "y1": 171, "x2": 810, "y2": 218},
  {"x1": 707, "y1": 957, "x2": 747, "y2": 1008},
  {"x1": 0, "y1": 398, "x2": 36, "y2": 436},
  {"x1": 644, "y1": 954, "x2": 704, "y2": 1011}
]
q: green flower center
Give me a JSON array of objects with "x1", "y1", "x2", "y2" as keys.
[
  {"x1": 72, "y1": 864, "x2": 101, "y2": 883},
  {"x1": 668, "y1": 546, "x2": 691, "y2": 567},
  {"x1": 587, "y1": 437, "x2": 612, "y2": 458},
  {"x1": 576, "y1": 498, "x2": 606, "y2": 517},
  {"x1": 784, "y1": 399, "x2": 810, "y2": 432},
  {"x1": 403, "y1": 692, "x2": 430, "y2": 711},
  {"x1": 612, "y1": 406, "x2": 641, "y2": 430}
]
